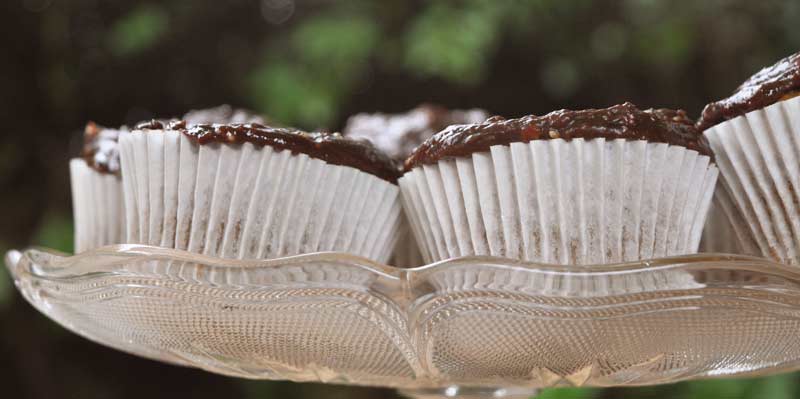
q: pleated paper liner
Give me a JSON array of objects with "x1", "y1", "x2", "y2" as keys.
[
  {"x1": 400, "y1": 139, "x2": 718, "y2": 265},
  {"x1": 704, "y1": 95, "x2": 800, "y2": 265},
  {"x1": 69, "y1": 159, "x2": 126, "y2": 253},
  {"x1": 119, "y1": 131, "x2": 402, "y2": 262},
  {"x1": 699, "y1": 185, "x2": 760, "y2": 255}
]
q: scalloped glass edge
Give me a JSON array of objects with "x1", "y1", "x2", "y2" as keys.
[{"x1": 6, "y1": 245, "x2": 800, "y2": 391}]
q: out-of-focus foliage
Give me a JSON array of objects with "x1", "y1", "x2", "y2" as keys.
[
  {"x1": 404, "y1": 1, "x2": 503, "y2": 84},
  {"x1": 0, "y1": 243, "x2": 10, "y2": 309},
  {"x1": 685, "y1": 374, "x2": 796, "y2": 399},
  {"x1": 108, "y1": 4, "x2": 169, "y2": 57},
  {"x1": 250, "y1": 12, "x2": 380, "y2": 126},
  {"x1": 752, "y1": 374, "x2": 797, "y2": 398},
  {"x1": 685, "y1": 379, "x2": 752, "y2": 398},
  {"x1": 603, "y1": 374, "x2": 799, "y2": 399},
  {"x1": 537, "y1": 387, "x2": 596, "y2": 399},
  {"x1": 244, "y1": 0, "x2": 800, "y2": 128},
  {"x1": 32, "y1": 214, "x2": 74, "y2": 254}
]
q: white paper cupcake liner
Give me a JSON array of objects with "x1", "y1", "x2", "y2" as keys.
[
  {"x1": 119, "y1": 131, "x2": 402, "y2": 262},
  {"x1": 399, "y1": 139, "x2": 718, "y2": 265},
  {"x1": 704, "y1": 96, "x2": 800, "y2": 264},
  {"x1": 698, "y1": 185, "x2": 760, "y2": 255},
  {"x1": 69, "y1": 159, "x2": 126, "y2": 253}
]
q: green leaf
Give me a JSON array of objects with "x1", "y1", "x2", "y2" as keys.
[
  {"x1": 746, "y1": 374, "x2": 797, "y2": 399},
  {"x1": 632, "y1": 18, "x2": 694, "y2": 67},
  {"x1": 108, "y1": 4, "x2": 169, "y2": 57},
  {"x1": 249, "y1": 61, "x2": 337, "y2": 128},
  {"x1": 291, "y1": 14, "x2": 380, "y2": 80},
  {"x1": 403, "y1": 1, "x2": 503, "y2": 84},
  {"x1": 536, "y1": 387, "x2": 596, "y2": 399},
  {"x1": 0, "y1": 257, "x2": 11, "y2": 309},
  {"x1": 685, "y1": 379, "x2": 752, "y2": 399},
  {"x1": 32, "y1": 214, "x2": 74, "y2": 254},
  {"x1": 248, "y1": 11, "x2": 382, "y2": 128}
]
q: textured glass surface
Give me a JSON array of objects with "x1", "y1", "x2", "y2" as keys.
[{"x1": 6, "y1": 245, "x2": 800, "y2": 392}]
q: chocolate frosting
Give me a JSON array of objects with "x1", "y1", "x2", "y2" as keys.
[
  {"x1": 81, "y1": 122, "x2": 126, "y2": 174},
  {"x1": 135, "y1": 120, "x2": 401, "y2": 183},
  {"x1": 80, "y1": 106, "x2": 267, "y2": 175},
  {"x1": 698, "y1": 51, "x2": 800, "y2": 131},
  {"x1": 344, "y1": 104, "x2": 488, "y2": 162},
  {"x1": 405, "y1": 102, "x2": 712, "y2": 170}
]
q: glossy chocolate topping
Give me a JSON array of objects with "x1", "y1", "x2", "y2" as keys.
[
  {"x1": 405, "y1": 102, "x2": 712, "y2": 170},
  {"x1": 698, "y1": 51, "x2": 800, "y2": 131},
  {"x1": 135, "y1": 120, "x2": 401, "y2": 183},
  {"x1": 344, "y1": 104, "x2": 488, "y2": 162},
  {"x1": 82, "y1": 122, "x2": 126, "y2": 174}
]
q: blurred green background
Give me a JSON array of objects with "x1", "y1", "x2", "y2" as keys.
[{"x1": 2, "y1": 0, "x2": 800, "y2": 398}]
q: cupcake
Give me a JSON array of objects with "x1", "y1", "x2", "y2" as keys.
[
  {"x1": 401, "y1": 103, "x2": 718, "y2": 265},
  {"x1": 344, "y1": 104, "x2": 488, "y2": 161},
  {"x1": 70, "y1": 122, "x2": 127, "y2": 253},
  {"x1": 183, "y1": 104, "x2": 268, "y2": 125},
  {"x1": 344, "y1": 104, "x2": 488, "y2": 267},
  {"x1": 119, "y1": 120, "x2": 402, "y2": 262},
  {"x1": 698, "y1": 51, "x2": 800, "y2": 264}
]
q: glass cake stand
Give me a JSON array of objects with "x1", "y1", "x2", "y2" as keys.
[{"x1": 6, "y1": 245, "x2": 800, "y2": 399}]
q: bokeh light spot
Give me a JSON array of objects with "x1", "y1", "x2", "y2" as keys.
[
  {"x1": 592, "y1": 23, "x2": 628, "y2": 61},
  {"x1": 261, "y1": 0, "x2": 295, "y2": 25},
  {"x1": 540, "y1": 57, "x2": 580, "y2": 99}
]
